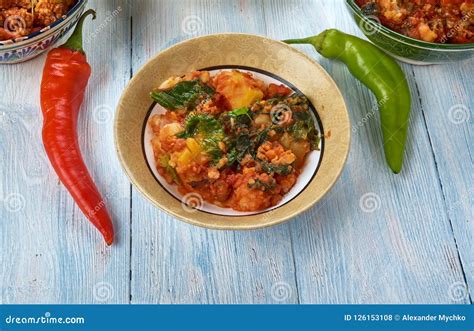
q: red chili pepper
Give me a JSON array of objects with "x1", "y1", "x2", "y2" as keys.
[{"x1": 40, "y1": 10, "x2": 114, "y2": 245}]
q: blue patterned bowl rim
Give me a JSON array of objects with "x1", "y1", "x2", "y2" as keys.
[
  {"x1": 346, "y1": 0, "x2": 474, "y2": 51},
  {"x1": 0, "y1": 0, "x2": 86, "y2": 47}
]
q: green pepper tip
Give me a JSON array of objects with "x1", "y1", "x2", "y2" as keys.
[
  {"x1": 387, "y1": 158, "x2": 403, "y2": 174},
  {"x1": 392, "y1": 168, "x2": 401, "y2": 174}
]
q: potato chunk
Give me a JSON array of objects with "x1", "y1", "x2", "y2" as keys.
[{"x1": 212, "y1": 70, "x2": 264, "y2": 109}]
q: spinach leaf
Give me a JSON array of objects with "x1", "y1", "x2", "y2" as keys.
[
  {"x1": 260, "y1": 161, "x2": 293, "y2": 175},
  {"x1": 222, "y1": 107, "x2": 252, "y2": 132},
  {"x1": 150, "y1": 80, "x2": 214, "y2": 110},
  {"x1": 253, "y1": 127, "x2": 271, "y2": 148},
  {"x1": 248, "y1": 178, "x2": 276, "y2": 191},
  {"x1": 202, "y1": 137, "x2": 224, "y2": 163},
  {"x1": 229, "y1": 107, "x2": 250, "y2": 117},
  {"x1": 289, "y1": 110, "x2": 320, "y2": 150},
  {"x1": 226, "y1": 133, "x2": 251, "y2": 166},
  {"x1": 178, "y1": 114, "x2": 222, "y2": 139},
  {"x1": 290, "y1": 121, "x2": 309, "y2": 140},
  {"x1": 177, "y1": 113, "x2": 225, "y2": 164}
]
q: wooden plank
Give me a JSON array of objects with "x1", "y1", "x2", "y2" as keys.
[
  {"x1": 263, "y1": 0, "x2": 469, "y2": 303},
  {"x1": 1, "y1": 0, "x2": 471, "y2": 305},
  {"x1": 411, "y1": 62, "x2": 473, "y2": 301},
  {"x1": 0, "y1": 0, "x2": 131, "y2": 303},
  {"x1": 130, "y1": 0, "x2": 298, "y2": 304}
]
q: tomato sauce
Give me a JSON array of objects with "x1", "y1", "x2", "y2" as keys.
[{"x1": 356, "y1": 0, "x2": 474, "y2": 43}]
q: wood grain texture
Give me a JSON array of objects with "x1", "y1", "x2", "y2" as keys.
[
  {"x1": 130, "y1": 0, "x2": 298, "y2": 304},
  {"x1": 411, "y1": 62, "x2": 473, "y2": 299},
  {"x1": 1, "y1": 0, "x2": 471, "y2": 304},
  {"x1": 263, "y1": 0, "x2": 471, "y2": 304},
  {"x1": 1, "y1": 0, "x2": 131, "y2": 303}
]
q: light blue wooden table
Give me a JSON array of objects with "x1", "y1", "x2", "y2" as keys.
[{"x1": 1, "y1": 0, "x2": 472, "y2": 304}]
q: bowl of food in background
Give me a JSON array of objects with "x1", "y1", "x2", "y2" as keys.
[
  {"x1": 0, "y1": 0, "x2": 86, "y2": 64},
  {"x1": 346, "y1": 0, "x2": 474, "y2": 64}
]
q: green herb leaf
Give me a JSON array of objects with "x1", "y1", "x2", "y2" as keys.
[
  {"x1": 260, "y1": 161, "x2": 293, "y2": 175},
  {"x1": 289, "y1": 108, "x2": 320, "y2": 150},
  {"x1": 150, "y1": 80, "x2": 215, "y2": 110},
  {"x1": 159, "y1": 154, "x2": 181, "y2": 184},
  {"x1": 226, "y1": 133, "x2": 251, "y2": 166},
  {"x1": 229, "y1": 107, "x2": 250, "y2": 117},
  {"x1": 178, "y1": 114, "x2": 221, "y2": 138},
  {"x1": 248, "y1": 178, "x2": 276, "y2": 191},
  {"x1": 178, "y1": 113, "x2": 225, "y2": 163}
]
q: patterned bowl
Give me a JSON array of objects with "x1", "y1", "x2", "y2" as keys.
[
  {"x1": 346, "y1": 0, "x2": 474, "y2": 65},
  {"x1": 115, "y1": 34, "x2": 350, "y2": 230},
  {"x1": 0, "y1": 0, "x2": 87, "y2": 64}
]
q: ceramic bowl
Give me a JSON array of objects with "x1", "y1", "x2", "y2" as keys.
[
  {"x1": 0, "y1": 0, "x2": 87, "y2": 64},
  {"x1": 346, "y1": 0, "x2": 474, "y2": 65},
  {"x1": 115, "y1": 33, "x2": 350, "y2": 230}
]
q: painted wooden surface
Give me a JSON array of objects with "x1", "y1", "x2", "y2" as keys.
[{"x1": 0, "y1": 0, "x2": 472, "y2": 304}]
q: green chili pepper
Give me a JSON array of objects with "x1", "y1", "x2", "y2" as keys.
[{"x1": 284, "y1": 29, "x2": 411, "y2": 174}]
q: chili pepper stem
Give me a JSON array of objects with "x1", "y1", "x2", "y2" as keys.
[
  {"x1": 283, "y1": 31, "x2": 326, "y2": 52},
  {"x1": 62, "y1": 9, "x2": 96, "y2": 53}
]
